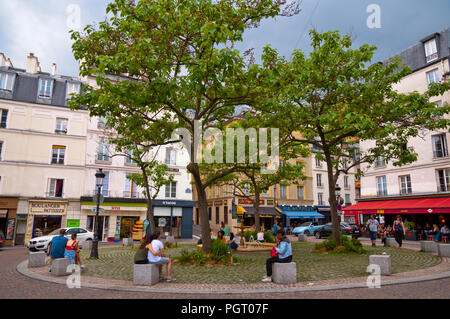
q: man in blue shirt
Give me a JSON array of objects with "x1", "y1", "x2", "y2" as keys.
[
  {"x1": 262, "y1": 229, "x2": 292, "y2": 282},
  {"x1": 47, "y1": 228, "x2": 68, "y2": 259}
]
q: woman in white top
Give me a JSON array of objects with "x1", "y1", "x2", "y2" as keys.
[
  {"x1": 257, "y1": 231, "x2": 265, "y2": 243},
  {"x1": 146, "y1": 231, "x2": 173, "y2": 282}
]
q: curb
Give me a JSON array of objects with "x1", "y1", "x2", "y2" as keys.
[{"x1": 16, "y1": 260, "x2": 450, "y2": 295}]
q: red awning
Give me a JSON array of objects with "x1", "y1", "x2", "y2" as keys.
[{"x1": 343, "y1": 197, "x2": 450, "y2": 214}]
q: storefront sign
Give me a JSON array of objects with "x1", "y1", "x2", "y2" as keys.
[
  {"x1": 238, "y1": 199, "x2": 264, "y2": 205},
  {"x1": 67, "y1": 219, "x2": 80, "y2": 228},
  {"x1": 162, "y1": 201, "x2": 177, "y2": 206},
  {"x1": 214, "y1": 201, "x2": 223, "y2": 206},
  {"x1": 6, "y1": 218, "x2": 15, "y2": 240},
  {"x1": 266, "y1": 200, "x2": 274, "y2": 205},
  {"x1": 112, "y1": 207, "x2": 120, "y2": 210},
  {"x1": 0, "y1": 209, "x2": 7, "y2": 218},
  {"x1": 29, "y1": 201, "x2": 67, "y2": 215}
]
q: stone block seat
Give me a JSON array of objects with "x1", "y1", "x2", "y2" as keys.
[
  {"x1": 385, "y1": 238, "x2": 397, "y2": 247},
  {"x1": 420, "y1": 241, "x2": 438, "y2": 253},
  {"x1": 437, "y1": 244, "x2": 450, "y2": 257},
  {"x1": 297, "y1": 234, "x2": 308, "y2": 242},
  {"x1": 28, "y1": 251, "x2": 46, "y2": 268},
  {"x1": 133, "y1": 264, "x2": 160, "y2": 286},
  {"x1": 272, "y1": 262, "x2": 297, "y2": 284},
  {"x1": 50, "y1": 258, "x2": 71, "y2": 276},
  {"x1": 369, "y1": 255, "x2": 391, "y2": 275}
]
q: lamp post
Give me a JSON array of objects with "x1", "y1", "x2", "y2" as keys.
[
  {"x1": 90, "y1": 168, "x2": 105, "y2": 259},
  {"x1": 335, "y1": 184, "x2": 343, "y2": 222}
]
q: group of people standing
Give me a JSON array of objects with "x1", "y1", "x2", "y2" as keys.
[{"x1": 366, "y1": 215, "x2": 406, "y2": 248}]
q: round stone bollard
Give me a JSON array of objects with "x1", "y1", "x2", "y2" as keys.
[
  {"x1": 420, "y1": 241, "x2": 438, "y2": 253},
  {"x1": 369, "y1": 255, "x2": 391, "y2": 275},
  {"x1": 123, "y1": 238, "x2": 133, "y2": 246},
  {"x1": 385, "y1": 237, "x2": 397, "y2": 247},
  {"x1": 297, "y1": 234, "x2": 308, "y2": 242},
  {"x1": 28, "y1": 251, "x2": 46, "y2": 268}
]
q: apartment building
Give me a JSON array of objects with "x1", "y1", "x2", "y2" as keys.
[
  {"x1": 344, "y1": 28, "x2": 450, "y2": 230},
  {"x1": 0, "y1": 53, "x2": 88, "y2": 245}
]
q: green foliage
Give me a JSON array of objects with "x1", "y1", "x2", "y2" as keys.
[
  {"x1": 244, "y1": 230, "x2": 258, "y2": 242},
  {"x1": 404, "y1": 222, "x2": 416, "y2": 230},
  {"x1": 210, "y1": 239, "x2": 231, "y2": 263},
  {"x1": 314, "y1": 235, "x2": 365, "y2": 254},
  {"x1": 263, "y1": 232, "x2": 275, "y2": 243}
]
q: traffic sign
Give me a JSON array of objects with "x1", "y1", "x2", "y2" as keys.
[
  {"x1": 92, "y1": 207, "x2": 104, "y2": 213},
  {"x1": 93, "y1": 193, "x2": 104, "y2": 204},
  {"x1": 337, "y1": 204, "x2": 342, "y2": 211}
]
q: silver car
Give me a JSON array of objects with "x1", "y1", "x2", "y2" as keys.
[{"x1": 27, "y1": 227, "x2": 94, "y2": 252}]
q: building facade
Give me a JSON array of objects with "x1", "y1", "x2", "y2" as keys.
[
  {"x1": 345, "y1": 28, "x2": 450, "y2": 231},
  {"x1": 0, "y1": 53, "x2": 87, "y2": 245}
]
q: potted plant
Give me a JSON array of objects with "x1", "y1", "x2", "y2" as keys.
[{"x1": 403, "y1": 221, "x2": 417, "y2": 241}]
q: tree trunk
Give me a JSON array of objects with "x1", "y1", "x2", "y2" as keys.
[
  {"x1": 254, "y1": 193, "x2": 261, "y2": 232},
  {"x1": 323, "y1": 149, "x2": 341, "y2": 244},
  {"x1": 189, "y1": 163, "x2": 212, "y2": 253},
  {"x1": 142, "y1": 168, "x2": 156, "y2": 233}
]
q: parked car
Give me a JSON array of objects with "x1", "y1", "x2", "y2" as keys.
[
  {"x1": 27, "y1": 227, "x2": 94, "y2": 252},
  {"x1": 292, "y1": 222, "x2": 325, "y2": 236},
  {"x1": 314, "y1": 222, "x2": 355, "y2": 239},
  {"x1": 0, "y1": 230, "x2": 4, "y2": 249}
]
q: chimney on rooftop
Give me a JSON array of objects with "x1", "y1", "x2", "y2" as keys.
[
  {"x1": 51, "y1": 63, "x2": 57, "y2": 75},
  {"x1": 26, "y1": 53, "x2": 40, "y2": 74},
  {"x1": 0, "y1": 53, "x2": 14, "y2": 67}
]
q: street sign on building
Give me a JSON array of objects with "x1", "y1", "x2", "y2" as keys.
[
  {"x1": 93, "y1": 194, "x2": 104, "y2": 205},
  {"x1": 91, "y1": 207, "x2": 104, "y2": 213}
]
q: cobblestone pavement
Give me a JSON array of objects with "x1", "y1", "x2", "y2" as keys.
[{"x1": 2, "y1": 244, "x2": 450, "y2": 299}]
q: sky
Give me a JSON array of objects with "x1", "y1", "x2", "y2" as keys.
[{"x1": 0, "y1": 0, "x2": 448, "y2": 77}]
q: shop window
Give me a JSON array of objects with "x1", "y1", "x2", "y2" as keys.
[
  {"x1": 51, "y1": 145, "x2": 66, "y2": 164},
  {"x1": 48, "y1": 179, "x2": 64, "y2": 197}
]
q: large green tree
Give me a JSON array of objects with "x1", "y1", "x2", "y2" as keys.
[
  {"x1": 257, "y1": 30, "x2": 450, "y2": 243},
  {"x1": 70, "y1": 0, "x2": 300, "y2": 252}
]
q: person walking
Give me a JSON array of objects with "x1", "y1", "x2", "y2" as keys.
[
  {"x1": 146, "y1": 231, "x2": 174, "y2": 282},
  {"x1": 262, "y1": 229, "x2": 292, "y2": 282},
  {"x1": 367, "y1": 215, "x2": 380, "y2": 247},
  {"x1": 393, "y1": 215, "x2": 406, "y2": 248},
  {"x1": 272, "y1": 221, "x2": 279, "y2": 236},
  {"x1": 47, "y1": 229, "x2": 68, "y2": 272}
]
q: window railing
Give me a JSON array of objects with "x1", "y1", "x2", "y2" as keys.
[
  {"x1": 433, "y1": 149, "x2": 449, "y2": 158},
  {"x1": 45, "y1": 192, "x2": 64, "y2": 198},
  {"x1": 426, "y1": 52, "x2": 439, "y2": 63},
  {"x1": 55, "y1": 129, "x2": 67, "y2": 135}
]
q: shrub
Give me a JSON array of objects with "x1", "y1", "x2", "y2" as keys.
[
  {"x1": 314, "y1": 235, "x2": 365, "y2": 254},
  {"x1": 244, "y1": 230, "x2": 258, "y2": 242},
  {"x1": 210, "y1": 239, "x2": 230, "y2": 263},
  {"x1": 263, "y1": 232, "x2": 275, "y2": 243},
  {"x1": 191, "y1": 249, "x2": 208, "y2": 266}
]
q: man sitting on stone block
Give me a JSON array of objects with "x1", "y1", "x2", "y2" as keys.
[
  {"x1": 262, "y1": 229, "x2": 292, "y2": 282},
  {"x1": 47, "y1": 228, "x2": 68, "y2": 272}
]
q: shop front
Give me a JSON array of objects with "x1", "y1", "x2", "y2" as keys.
[
  {"x1": 0, "y1": 197, "x2": 18, "y2": 246},
  {"x1": 25, "y1": 200, "x2": 68, "y2": 243},
  {"x1": 240, "y1": 206, "x2": 282, "y2": 231},
  {"x1": 343, "y1": 196, "x2": 450, "y2": 240},
  {"x1": 80, "y1": 198, "x2": 195, "y2": 240},
  {"x1": 277, "y1": 205, "x2": 325, "y2": 231}
]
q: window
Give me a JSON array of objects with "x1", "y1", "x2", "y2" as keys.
[
  {"x1": 97, "y1": 140, "x2": 110, "y2": 162},
  {"x1": 0, "y1": 73, "x2": 15, "y2": 91},
  {"x1": 216, "y1": 207, "x2": 220, "y2": 225},
  {"x1": 344, "y1": 176, "x2": 349, "y2": 188},
  {"x1": 125, "y1": 174, "x2": 138, "y2": 198},
  {"x1": 280, "y1": 185, "x2": 287, "y2": 199},
  {"x1": 0, "y1": 109, "x2": 7, "y2": 128},
  {"x1": 342, "y1": 159, "x2": 348, "y2": 169},
  {"x1": 165, "y1": 148, "x2": 176, "y2": 166},
  {"x1": 376, "y1": 176, "x2": 388, "y2": 197},
  {"x1": 55, "y1": 118, "x2": 68, "y2": 135},
  {"x1": 315, "y1": 157, "x2": 322, "y2": 167},
  {"x1": 424, "y1": 39, "x2": 438, "y2": 63},
  {"x1": 165, "y1": 181, "x2": 177, "y2": 198},
  {"x1": 316, "y1": 174, "x2": 322, "y2": 187},
  {"x1": 125, "y1": 150, "x2": 136, "y2": 165},
  {"x1": 94, "y1": 171, "x2": 109, "y2": 197},
  {"x1": 375, "y1": 156, "x2": 385, "y2": 167},
  {"x1": 0, "y1": 141, "x2": 3, "y2": 160},
  {"x1": 51, "y1": 146, "x2": 66, "y2": 164},
  {"x1": 280, "y1": 159, "x2": 285, "y2": 166},
  {"x1": 98, "y1": 116, "x2": 107, "y2": 128},
  {"x1": 48, "y1": 179, "x2": 64, "y2": 197},
  {"x1": 432, "y1": 134, "x2": 448, "y2": 158},
  {"x1": 318, "y1": 192, "x2": 324, "y2": 205},
  {"x1": 66, "y1": 82, "x2": 80, "y2": 100},
  {"x1": 38, "y1": 79, "x2": 53, "y2": 98},
  {"x1": 344, "y1": 194, "x2": 351, "y2": 205},
  {"x1": 224, "y1": 206, "x2": 228, "y2": 224},
  {"x1": 208, "y1": 207, "x2": 212, "y2": 221},
  {"x1": 427, "y1": 69, "x2": 440, "y2": 85},
  {"x1": 437, "y1": 169, "x2": 450, "y2": 192},
  {"x1": 399, "y1": 175, "x2": 412, "y2": 195},
  {"x1": 243, "y1": 183, "x2": 250, "y2": 195},
  {"x1": 297, "y1": 186, "x2": 304, "y2": 200}
]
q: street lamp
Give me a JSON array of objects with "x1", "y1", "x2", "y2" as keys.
[
  {"x1": 90, "y1": 168, "x2": 105, "y2": 259},
  {"x1": 335, "y1": 184, "x2": 343, "y2": 222}
]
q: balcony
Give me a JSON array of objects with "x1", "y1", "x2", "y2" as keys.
[{"x1": 45, "y1": 192, "x2": 64, "y2": 198}]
